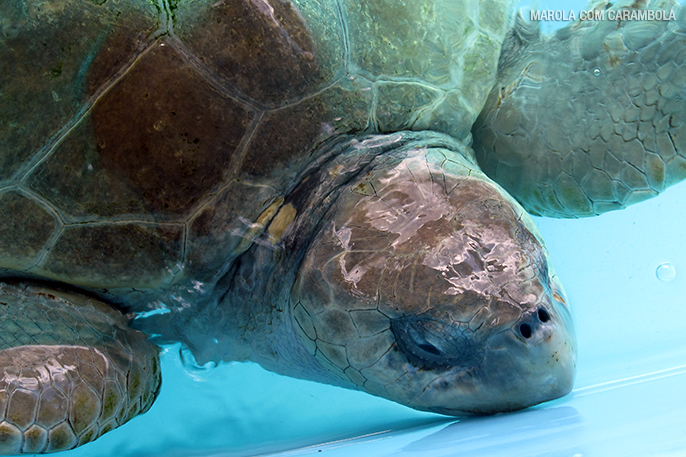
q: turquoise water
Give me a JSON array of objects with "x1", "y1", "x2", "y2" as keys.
[{"x1": 53, "y1": 2, "x2": 686, "y2": 456}]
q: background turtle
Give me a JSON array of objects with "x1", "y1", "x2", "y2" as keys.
[{"x1": 0, "y1": 0, "x2": 684, "y2": 453}]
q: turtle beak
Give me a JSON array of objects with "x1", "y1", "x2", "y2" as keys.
[
  {"x1": 416, "y1": 297, "x2": 576, "y2": 416},
  {"x1": 484, "y1": 301, "x2": 576, "y2": 410}
]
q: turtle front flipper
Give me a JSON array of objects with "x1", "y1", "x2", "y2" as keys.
[
  {"x1": 473, "y1": 0, "x2": 686, "y2": 218},
  {"x1": 0, "y1": 282, "x2": 160, "y2": 454}
]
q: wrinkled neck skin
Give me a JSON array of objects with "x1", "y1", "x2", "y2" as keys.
[{"x1": 183, "y1": 131, "x2": 476, "y2": 387}]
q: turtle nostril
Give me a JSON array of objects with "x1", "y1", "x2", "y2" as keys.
[
  {"x1": 519, "y1": 323, "x2": 532, "y2": 339},
  {"x1": 537, "y1": 307, "x2": 550, "y2": 323},
  {"x1": 518, "y1": 308, "x2": 551, "y2": 340}
]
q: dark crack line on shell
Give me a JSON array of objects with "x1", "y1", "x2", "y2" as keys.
[
  {"x1": 58, "y1": 220, "x2": 185, "y2": 228},
  {"x1": 408, "y1": 90, "x2": 448, "y2": 131},
  {"x1": 181, "y1": 111, "x2": 268, "y2": 232},
  {"x1": 224, "y1": 111, "x2": 265, "y2": 183},
  {"x1": 9, "y1": 186, "x2": 66, "y2": 272},
  {"x1": 370, "y1": 82, "x2": 380, "y2": 130},
  {"x1": 27, "y1": 232, "x2": 65, "y2": 274},
  {"x1": 164, "y1": 36, "x2": 264, "y2": 111},
  {"x1": 668, "y1": 130, "x2": 683, "y2": 158},
  {"x1": 59, "y1": 212, "x2": 181, "y2": 225},
  {"x1": 171, "y1": 223, "x2": 189, "y2": 286},
  {"x1": 333, "y1": 0, "x2": 351, "y2": 72},
  {"x1": 264, "y1": 76, "x2": 346, "y2": 113},
  {"x1": 15, "y1": 35, "x2": 164, "y2": 188},
  {"x1": 351, "y1": 73, "x2": 448, "y2": 89},
  {"x1": 249, "y1": 0, "x2": 314, "y2": 60},
  {"x1": 12, "y1": 187, "x2": 66, "y2": 224}
]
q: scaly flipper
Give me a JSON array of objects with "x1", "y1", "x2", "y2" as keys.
[
  {"x1": 0, "y1": 283, "x2": 160, "y2": 454},
  {"x1": 473, "y1": 0, "x2": 686, "y2": 217}
]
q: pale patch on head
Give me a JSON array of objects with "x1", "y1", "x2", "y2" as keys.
[
  {"x1": 332, "y1": 223, "x2": 352, "y2": 250},
  {"x1": 364, "y1": 154, "x2": 454, "y2": 249},
  {"x1": 421, "y1": 224, "x2": 527, "y2": 298},
  {"x1": 338, "y1": 253, "x2": 368, "y2": 291}
]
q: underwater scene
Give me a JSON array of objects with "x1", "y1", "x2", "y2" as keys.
[{"x1": 1, "y1": 0, "x2": 686, "y2": 455}]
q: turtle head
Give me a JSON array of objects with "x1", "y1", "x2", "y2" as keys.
[{"x1": 290, "y1": 147, "x2": 576, "y2": 415}]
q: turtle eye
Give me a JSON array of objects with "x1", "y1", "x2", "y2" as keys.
[
  {"x1": 390, "y1": 315, "x2": 478, "y2": 369},
  {"x1": 417, "y1": 341, "x2": 441, "y2": 356}
]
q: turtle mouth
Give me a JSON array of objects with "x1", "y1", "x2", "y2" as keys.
[{"x1": 387, "y1": 297, "x2": 576, "y2": 416}]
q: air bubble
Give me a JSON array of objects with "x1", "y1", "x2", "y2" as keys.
[
  {"x1": 593, "y1": 68, "x2": 601, "y2": 76},
  {"x1": 656, "y1": 263, "x2": 677, "y2": 282}
]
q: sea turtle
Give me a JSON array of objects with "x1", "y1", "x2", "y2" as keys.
[{"x1": 0, "y1": 0, "x2": 685, "y2": 453}]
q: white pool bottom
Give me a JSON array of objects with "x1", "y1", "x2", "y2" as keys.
[{"x1": 278, "y1": 353, "x2": 686, "y2": 457}]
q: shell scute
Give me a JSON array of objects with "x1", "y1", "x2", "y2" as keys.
[
  {"x1": 173, "y1": 0, "x2": 345, "y2": 107},
  {"x1": 0, "y1": 192, "x2": 57, "y2": 271},
  {"x1": 24, "y1": 116, "x2": 151, "y2": 220},
  {"x1": 0, "y1": 0, "x2": 159, "y2": 185},
  {"x1": 35, "y1": 223, "x2": 183, "y2": 289},
  {"x1": 344, "y1": 0, "x2": 454, "y2": 85},
  {"x1": 238, "y1": 80, "x2": 373, "y2": 186},
  {"x1": 375, "y1": 82, "x2": 441, "y2": 132},
  {"x1": 29, "y1": 39, "x2": 255, "y2": 219}
]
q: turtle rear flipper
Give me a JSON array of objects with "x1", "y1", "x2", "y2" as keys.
[{"x1": 0, "y1": 283, "x2": 160, "y2": 454}]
